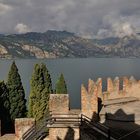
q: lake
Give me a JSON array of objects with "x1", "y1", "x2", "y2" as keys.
[{"x1": 0, "y1": 58, "x2": 140, "y2": 108}]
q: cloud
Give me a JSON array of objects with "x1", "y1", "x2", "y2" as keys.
[
  {"x1": 0, "y1": 0, "x2": 139, "y2": 36},
  {"x1": 97, "y1": 14, "x2": 137, "y2": 38},
  {"x1": 15, "y1": 23, "x2": 31, "y2": 33},
  {"x1": 0, "y1": 3, "x2": 12, "y2": 15},
  {"x1": 113, "y1": 22, "x2": 136, "y2": 38}
]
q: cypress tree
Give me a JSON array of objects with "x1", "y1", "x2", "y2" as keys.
[
  {"x1": 28, "y1": 63, "x2": 53, "y2": 120},
  {"x1": 0, "y1": 81, "x2": 9, "y2": 119},
  {"x1": 0, "y1": 81, "x2": 10, "y2": 133},
  {"x1": 55, "y1": 73, "x2": 67, "y2": 94},
  {"x1": 7, "y1": 61, "x2": 27, "y2": 121}
]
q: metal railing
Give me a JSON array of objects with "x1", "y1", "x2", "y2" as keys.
[
  {"x1": 50, "y1": 113, "x2": 81, "y2": 127},
  {"x1": 81, "y1": 114, "x2": 119, "y2": 140},
  {"x1": 21, "y1": 113, "x2": 80, "y2": 140},
  {"x1": 22, "y1": 114, "x2": 52, "y2": 140},
  {"x1": 21, "y1": 113, "x2": 140, "y2": 140},
  {"x1": 117, "y1": 127, "x2": 140, "y2": 140}
]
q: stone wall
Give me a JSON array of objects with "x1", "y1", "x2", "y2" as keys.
[
  {"x1": 49, "y1": 94, "x2": 69, "y2": 114},
  {"x1": 102, "y1": 76, "x2": 140, "y2": 101},
  {"x1": 48, "y1": 76, "x2": 140, "y2": 139},
  {"x1": 49, "y1": 127, "x2": 79, "y2": 140},
  {"x1": 49, "y1": 94, "x2": 77, "y2": 140},
  {"x1": 15, "y1": 118, "x2": 35, "y2": 140},
  {"x1": 81, "y1": 79, "x2": 101, "y2": 119}
]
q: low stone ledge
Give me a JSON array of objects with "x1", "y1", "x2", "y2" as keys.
[
  {"x1": 15, "y1": 118, "x2": 35, "y2": 140},
  {"x1": 49, "y1": 94, "x2": 69, "y2": 114},
  {"x1": 104, "y1": 97, "x2": 139, "y2": 106}
]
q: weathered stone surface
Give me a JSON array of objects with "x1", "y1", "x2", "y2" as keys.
[
  {"x1": 96, "y1": 78, "x2": 102, "y2": 98},
  {"x1": 105, "y1": 100, "x2": 140, "y2": 122},
  {"x1": 129, "y1": 76, "x2": 136, "y2": 84},
  {"x1": 81, "y1": 79, "x2": 98, "y2": 119},
  {"x1": 103, "y1": 76, "x2": 140, "y2": 100},
  {"x1": 107, "y1": 78, "x2": 113, "y2": 92},
  {"x1": 49, "y1": 94, "x2": 81, "y2": 140},
  {"x1": 123, "y1": 76, "x2": 129, "y2": 91},
  {"x1": 49, "y1": 94, "x2": 69, "y2": 114},
  {"x1": 49, "y1": 127, "x2": 79, "y2": 140},
  {"x1": 114, "y1": 77, "x2": 119, "y2": 92},
  {"x1": 0, "y1": 134, "x2": 15, "y2": 140},
  {"x1": 15, "y1": 118, "x2": 35, "y2": 140}
]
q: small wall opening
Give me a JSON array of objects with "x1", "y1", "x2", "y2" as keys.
[
  {"x1": 119, "y1": 77, "x2": 123, "y2": 90},
  {"x1": 102, "y1": 78, "x2": 107, "y2": 92}
]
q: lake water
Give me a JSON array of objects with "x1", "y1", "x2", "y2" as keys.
[{"x1": 0, "y1": 58, "x2": 140, "y2": 109}]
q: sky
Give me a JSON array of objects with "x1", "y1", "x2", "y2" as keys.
[{"x1": 0, "y1": 0, "x2": 140, "y2": 38}]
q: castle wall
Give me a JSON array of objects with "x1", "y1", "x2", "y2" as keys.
[
  {"x1": 49, "y1": 94, "x2": 69, "y2": 114},
  {"x1": 102, "y1": 76, "x2": 140, "y2": 101},
  {"x1": 49, "y1": 77, "x2": 140, "y2": 140},
  {"x1": 2, "y1": 76, "x2": 140, "y2": 140},
  {"x1": 15, "y1": 118, "x2": 35, "y2": 140},
  {"x1": 49, "y1": 94, "x2": 79, "y2": 140},
  {"x1": 81, "y1": 79, "x2": 100, "y2": 119},
  {"x1": 98, "y1": 76, "x2": 140, "y2": 123},
  {"x1": 49, "y1": 127, "x2": 80, "y2": 140}
]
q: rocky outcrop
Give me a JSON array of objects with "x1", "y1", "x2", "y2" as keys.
[
  {"x1": 0, "y1": 45, "x2": 8, "y2": 55},
  {"x1": 22, "y1": 45, "x2": 56, "y2": 58}
]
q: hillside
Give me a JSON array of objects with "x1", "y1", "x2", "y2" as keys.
[{"x1": 0, "y1": 30, "x2": 140, "y2": 59}]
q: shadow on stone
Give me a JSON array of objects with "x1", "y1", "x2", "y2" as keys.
[
  {"x1": 57, "y1": 127, "x2": 75, "y2": 140},
  {"x1": 103, "y1": 109, "x2": 140, "y2": 140},
  {"x1": 98, "y1": 97, "x2": 103, "y2": 117},
  {"x1": 64, "y1": 127, "x2": 74, "y2": 140},
  {"x1": 80, "y1": 108, "x2": 140, "y2": 140}
]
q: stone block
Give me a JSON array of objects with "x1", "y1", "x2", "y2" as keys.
[
  {"x1": 114, "y1": 77, "x2": 119, "y2": 92},
  {"x1": 15, "y1": 118, "x2": 35, "y2": 140},
  {"x1": 49, "y1": 127, "x2": 79, "y2": 140},
  {"x1": 97, "y1": 78, "x2": 102, "y2": 98},
  {"x1": 107, "y1": 78, "x2": 113, "y2": 92},
  {"x1": 123, "y1": 77, "x2": 129, "y2": 91},
  {"x1": 49, "y1": 94, "x2": 69, "y2": 114},
  {"x1": 81, "y1": 79, "x2": 98, "y2": 119}
]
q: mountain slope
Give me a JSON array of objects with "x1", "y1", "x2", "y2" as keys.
[{"x1": 0, "y1": 30, "x2": 140, "y2": 59}]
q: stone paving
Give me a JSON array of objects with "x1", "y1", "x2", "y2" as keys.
[
  {"x1": 0, "y1": 134, "x2": 15, "y2": 140},
  {"x1": 104, "y1": 100, "x2": 140, "y2": 122}
]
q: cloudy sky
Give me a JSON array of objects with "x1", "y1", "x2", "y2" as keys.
[{"x1": 0, "y1": 0, "x2": 140, "y2": 38}]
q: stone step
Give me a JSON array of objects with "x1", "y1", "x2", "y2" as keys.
[
  {"x1": 104, "y1": 97, "x2": 139, "y2": 106},
  {"x1": 0, "y1": 134, "x2": 15, "y2": 140}
]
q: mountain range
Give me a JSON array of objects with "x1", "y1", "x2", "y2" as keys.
[{"x1": 0, "y1": 30, "x2": 140, "y2": 59}]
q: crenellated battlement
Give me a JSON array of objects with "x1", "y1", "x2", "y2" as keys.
[
  {"x1": 102, "y1": 76, "x2": 140, "y2": 101},
  {"x1": 81, "y1": 76, "x2": 140, "y2": 101},
  {"x1": 81, "y1": 78, "x2": 102, "y2": 118},
  {"x1": 1, "y1": 76, "x2": 140, "y2": 140}
]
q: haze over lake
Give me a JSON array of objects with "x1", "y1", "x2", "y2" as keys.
[{"x1": 0, "y1": 58, "x2": 140, "y2": 108}]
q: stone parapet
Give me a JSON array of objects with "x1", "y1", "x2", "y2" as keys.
[
  {"x1": 103, "y1": 76, "x2": 140, "y2": 101},
  {"x1": 49, "y1": 127, "x2": 79, "y2": 140},
  {"x1": 81, "y1": 79, "x2": 99, "y2": 119},
  {"x1": 49, "y1": 94, "x2": 69, "y2": 114},
  {"x1": 15, "y1": 118, "x2": 35, "y2": 140}
]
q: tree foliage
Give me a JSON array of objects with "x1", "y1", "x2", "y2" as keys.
[
  {"x1": 7, "y1": 61, "x2": 27, "y2": 121},
  {"x1": 0, "y1": 81, "x2": 9, "y2": 118},
  {"x1": 0, "y1": 81, "x2": 11, "y2": 133},
  {"x1": 28, "y1": 63, "x2": 53, "y2": 120},
  {"x1": 55, "y1": 73, "x2": 67, "y2": 94}
]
